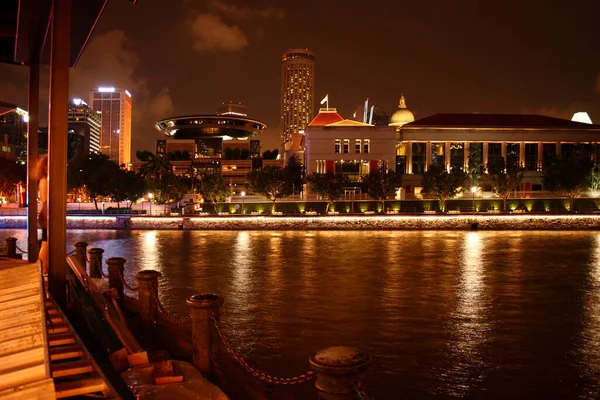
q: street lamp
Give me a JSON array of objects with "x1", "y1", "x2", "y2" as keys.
[
  {"x1": 148, "y1": 193, "x2": 153, "y2": 215},
  {"x1": 241, "y1": 191, "x2": 245, "y2": 215},
  {"x1": 77, "y1": 197, "x2": 81, "y2": 212},
  {"x1": 471, "y1": 186, "x2": 477, "y2": 214}
]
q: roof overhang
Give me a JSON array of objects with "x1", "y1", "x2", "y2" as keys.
[{"x1": 0, "y1": 0, "x2": 109, "y2": 67}]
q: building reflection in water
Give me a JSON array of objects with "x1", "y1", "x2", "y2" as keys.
[
  {"x1": 440, "y1": 231, "x2": 490, "y2": 397},
  {"x1": 140, "y1": 230, "x2": 160, "y2": 273},
  {"x1": 580, "y1": 233, "x2": 600, "y2": 399}
]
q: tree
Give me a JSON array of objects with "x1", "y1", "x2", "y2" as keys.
[
  {"x1": 490, "y1": 158, "x2": 524, "y2": 211},
  {"x1": 246, "y1": 166, "x2": 289, "y2": 213},
  {"x1": 0, "y1": 158, "x2": 25, "y2": 200},
  {"x1": 198, "y1": 172, "x2": 229, "y2": 213},
  {"x1": 113, "y1": 170, "x2": 147, "y2": 209},
  {"x1": 421, "y1": 164, "x2": 466, "y2": 212},
  {"x1": 307, "y1": 172, "x2": 347, "y2": 213},
  {"x1": 361, "y1": 169, "x2": 403, "y2": 213},
  {"x1": 543, "y1": 149, "x2": 593, "y2": 211},
  {"x1": 283, "y1": 155, "x2": 304, "y2": 195},
  {"x1": 152, "y1": 173, "x2": 188, "y2": 214},
  {"x1": 67, "y1": 153, "x2": 121, "y2": 210},
  {"x1": 467, "y1": 144, "x2": 483, "y2": 187}
]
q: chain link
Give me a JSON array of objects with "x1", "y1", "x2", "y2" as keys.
[
  {"x1": 115, "y1": 268, "x2": 139, "y2": 291},
  {"x1": 67, "y1": 249, "x2": 76, "y2": 256},
  {"x1": 15, "y1": 244, "x2": 28, "y2": 254},
  {"x1": 150, "y1": 289, "x2": 192, "y2": 325},
  {"x1": 353, "y1": 381, "x2": 375, "y2": 400},
  {"x1": 211, "y1": 315, "x2": 315, "y2": 385}
]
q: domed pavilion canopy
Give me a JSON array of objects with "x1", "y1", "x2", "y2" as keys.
[
  {"x1": 389, "y1": 95, "x2": 415, "y2": 127},
  {"x1": 155, "y1": 115, "x2": 266, "y2": 140}
]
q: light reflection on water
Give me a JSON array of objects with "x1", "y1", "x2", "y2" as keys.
[{"x1": 5, "y1": 229, "x2": 600, "y2": 399}]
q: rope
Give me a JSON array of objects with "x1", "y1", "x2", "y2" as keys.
[
  {"x1": 67, "y1": 249, "x2": 76, "y2": 256},
  {"x1": 15, "y1": 244, "x2": 28, "y2": 254},
  {"x1": 211, "y1": 315, "x2": 315, "y2": 385},
  {"x1": 115, "y1": 268, "x2": 138, "y2": 291},
  {"x1": 150, "y1": 289, "x2": 191, "y2": 325}
]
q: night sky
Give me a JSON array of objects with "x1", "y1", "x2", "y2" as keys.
[{"x1": 0, "y1": 0, "x2": 599, "y2": 154}]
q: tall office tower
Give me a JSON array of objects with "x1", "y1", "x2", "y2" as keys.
[
  {"x1": 68, "y1": 98, "x2": 101, "y2": 159},
  {"x1": 281, "y1": 48, "x2": 314, "y2": 145},
  {"x1": 89, "y1": 87, "x2": 132, "y2": 166},
  {"x1": 0, "y1": 101, "x2": 28, "y2": 162}
]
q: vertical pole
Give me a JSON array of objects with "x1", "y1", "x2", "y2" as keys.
[
  {"x1": 136, "y1": 270, "x2": 162, "y2": 332},
  {"x1": 74, "y1": 242, "x2": 88, "y2": 270},
  {"x1": 27, "y1": 62, "x2": 39, "y2": 263},
  {"x1": 309, "y1": 346, "x2": 372, "y2": 400},
  {"x1": 87, "y1": 248, "x2": 104, "y2": 278},
  {"x1": 187, "y1": 294, "x2": 225, "y2": 375},
  {"x1": 6, "y1": 238, "x2": 17, "y2": 259},
  {"x1": 47, "y1": 0, "x2": 71, "y2": 308},
  {"x1": 106, "y1": 257, "x2": 126, "y2": 301}
]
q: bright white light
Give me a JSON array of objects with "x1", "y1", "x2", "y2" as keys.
[
  {"x1": 98, "y1": 87, "x2": 115, "y2": 92},
  {"x1": 125, "y1": 90, "x2": 132, "y2": 97},
  {"x1": 471, "y1": 187, "x2": 477, "y2": 193},
  {"x1": 572, "y1": 112, "x2": 593, "y2": 124},
  {"x1": 241, "y1": 191, "x2": 245, "y2": 196},
  {"x1": 148, "y1": 193, "x2": 153, "y2": 199},
  {"x1": 22, "y1": 114, "x2": 29, "y2": 123},
  {"x1": 72, "y1": 98, "x2": 82, "y2": 105}
]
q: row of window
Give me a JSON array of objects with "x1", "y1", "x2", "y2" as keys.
[{"x1": 334, "y1": 139, "x2": 371, "y2": 154}]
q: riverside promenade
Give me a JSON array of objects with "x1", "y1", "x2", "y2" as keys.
[{"x1": 2, "y1": 214, "x2": 600, "y2": 230}]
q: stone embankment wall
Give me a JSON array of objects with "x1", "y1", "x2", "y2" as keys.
[{"x1": 2, "y1": 215, "x2": 600, "y2": 230}]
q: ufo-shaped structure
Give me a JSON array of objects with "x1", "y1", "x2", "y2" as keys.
[{"x1": 155, "y1": 114, "x2": 266, "y2": 140}]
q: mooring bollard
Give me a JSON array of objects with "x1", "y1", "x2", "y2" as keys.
[
  {"x1": 6, "y1": 237, "x2": 17, "y2": 258},
  {"x1": 106, "y1": 257, "x2": 126, "y2": 301},
  {"x1": 309, "y1": 346, "x2": 372, "y2": 400},
  {"x1": 136, "y1": 270, "x2": 162, "y2": 331},
  {"x1": 87, "y1": 248, "x2": 104, "y2": 279},
  {"x1": 186, "y1": 294, "x2": 225, "y2": 375},
  {"x1": 74, "y1": 241, "x2": 88, "y2": 269}
]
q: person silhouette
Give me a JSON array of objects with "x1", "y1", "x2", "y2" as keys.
[{"x1": 35, "y1": 154, "x2": 48, "y2": 275}]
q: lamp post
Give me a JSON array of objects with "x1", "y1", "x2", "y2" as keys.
[
  {"x1": 241, "y1": 191, "x2": 245, "y2": 215},
  {"x1": 148, "y1": 193, "x2": 153, "y2": 216},
  {"x1": 77, "y1": 197, "x2": 81, "y2": 212},
  {"x1": 471, "y1": 186, "x2": 477, "y2": 214}
]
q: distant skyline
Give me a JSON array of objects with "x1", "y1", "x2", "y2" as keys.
[{"x1": 0, "y1": 0, "x2": 599, "y2": 155}]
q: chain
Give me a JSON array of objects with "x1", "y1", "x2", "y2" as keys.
[
  {"x1": 115, "y1": 268, "x2": 139, "y2": 291},
  {"x1": 15, "y1": 244, "x2": 28, "y2": 254},
  {"x1": 97, "y1": 262, "x2": 109, "y2": 278},
  {"x1": 353, "y1": 381, "x2": 375, "y2": 400},
  {"x1": 150, "y1": 289, "x2": 192, "y2": 325},
  {"x1": 67, "y1": 249, "x2": 76, "y2": 256},
  {"x1": 211, "y1": 315, "x2": 315, "y2": 385}
]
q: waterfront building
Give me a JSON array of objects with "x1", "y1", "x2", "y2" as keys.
[
  {"x1": 304, "y1": 108, "x2": 397, "y2": 184},
  {"x1": 281, "y1": 48, "x2": 315, "y2": 148},
  {"x1": 68, "y1": 98, "x2": 101, "y2": 158},
  {"x1": 398, "y1": 113, "x2": 600, "y2": 193},
  {"x1": 152, "y1": 104, "x2": 273, "y2": 194},
  {"x1": 89, "y1": 87, "x2": 132, "y2": 166},
  {"x1": 0, "y1": 101, "x2": 28, "y2": 162}
]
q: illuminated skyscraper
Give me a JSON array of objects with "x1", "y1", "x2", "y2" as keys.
[
  {"x1": 89, "y1": 87, "x2": 132, "y2": 165},
  {"x1": 281, "y1": 48, "x2": 314, "y2": 145}
]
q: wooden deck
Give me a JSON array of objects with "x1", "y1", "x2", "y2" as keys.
[{"x1": 0, "y1": 259, "x2": 55, "y2": 399}]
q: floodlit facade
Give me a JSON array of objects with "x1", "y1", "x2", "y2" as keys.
[
  {"x1": 68, "y1": 99, "x2": 101, "y2": 158},
  {"x1": 89, "y1": 87, "x2": 132, "y2": 166},
  {"x1": 281, "y1": 48, "x2": 315, "y2": 145},
  {"x1": 0, "y1": 101, "x2": 28, "y2": 162}
]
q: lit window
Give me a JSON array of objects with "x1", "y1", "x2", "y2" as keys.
[
  {"x1": 363, "y1": 140, "x2": 370, "y2": 154},
  {"x1": 343, "y1": 139, "x2": 349, "y2": 154},
  {"x1": 335, "y1": 139, "x2": 341, "y2": 154},
  {"x1": 355, "y1": 139, "x2": 361, "y2": 153}
]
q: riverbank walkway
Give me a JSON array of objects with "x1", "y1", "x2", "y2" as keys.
[{"x1": 0, "y1": 258, "x2": 114, "y2": 399}]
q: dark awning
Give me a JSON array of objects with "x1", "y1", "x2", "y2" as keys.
[{"x1": 0, "y1": 0, "x2": 110, "y2": 67}]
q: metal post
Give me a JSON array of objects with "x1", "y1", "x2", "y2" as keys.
[
  {"x1": 47, "y1": 0, "x2": 71, "y2": 308},
  {"x1": 136, "y1": 270, "x2": 162, "y2": 332},
  {"x1": 106, "y1": 257, "x2": 126, "y2": 301},
  {"x1": 26, "y1": 62, "x2": 39, "y2": 263},
  {"x1": 186, "y1": 294, "x2": 225, "y2": 375},
  {"x1": 6, "y1": 237, "x2": 17, "y2": 259},
  {"x1": 74, "y1": 242, "x2": 88, "y2": 270},
  {"x1": 87, "y1": 248, "x2": 104, "y2": 278},
  {"x1": 309, "y1": 346, "x2": 372, "y2": 400}
]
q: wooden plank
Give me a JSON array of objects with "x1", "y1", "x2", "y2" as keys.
[
  {"x1": 0, "y1": 347, "x2": 45, "y2": 375},
  {"x1": 47, "y1": 322, "x2": 69, "y2": 334},
  {"x1": 54, "y1": 378, "x2": 106, "y2": 399},
  {"x1": 127, "y1": 351, "x2": 149, "y2": 367},
  {"x1": 0, "y1": 334, "x2": 44, "y2": 357},
  {"x1": 0, "y1": 282, "x2": 39, "y2": 296},
  {"x1": 0, "y1": 322, "x2": 43, "y2": 342},
  {"x1": 0, "y1": 294, "x2": 39, "y2": 312},
  {"x1": 0, "y1": 267, "x2": 38, "y2": 282},
  {"x1": 0, "y1": 288, "x2": 39, "y2": 304},
  {"x1": 0, "y1": 363, "x2": 46, "y2": 392},
  {"x1": 0, "y1": 378, "x2": 55, "y2": 400},
  {"x1": 0, "y1": 312, "x2": 40, "y2": 331},
  {"x1": 47, "y1": 333, "x2": 75, "y2": 347},
  {"x1": 49, "y1": 345, "x2": 83, "y2": 361},
  {"x1": 51, "y1": 359, "x2": 93, "y2": 378},
  {"x1": 1, "y1": 302, "x2": 41, "y2": 320}
]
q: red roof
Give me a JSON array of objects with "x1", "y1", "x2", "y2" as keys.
[
  {"x1": 0, "y1": 101, "x2": 17, "y2": 116},
  {"x1": 308, "y1": 110, "x2": 344, "y2": 126}
]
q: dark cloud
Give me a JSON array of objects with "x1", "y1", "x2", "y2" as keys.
[
  {"x1": 208, "y1": 0, "x2": 285, "y2": 20},
  {"x1": 189, "y1": 14, "x2": 249, "y2": 53}
]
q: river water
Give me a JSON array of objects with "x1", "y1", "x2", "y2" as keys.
[{"x1": 4, "y1": 229, "x2": 600, "y2": 399}]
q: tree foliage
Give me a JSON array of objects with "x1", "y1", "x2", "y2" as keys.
[
  {"x1": 421, "y1": 164, "x2": 466, "y2": 212},
  {"x1": 67, "y1": 153, "x2": 122, "y2": 210},
  {"x1": 246, "y1": 166, "x2": 289, "y2": 213},
  {"x1": 543, "y1": 147, "x2": 594, "y2": 211},
  {"x1": 198, "y1": 173, "x2": 229, "y2": 212},
  {"x1": 489, "y1": 158, "x2": 524, "y2": 211},
  {"x1": 113, "y1": 170, "x2": 147, "y2": 208},
  {"x1": 283, "y1": 155, "x2": 304, "y2": 195},
  {"x1": 307, "y1": 172, "x2": 348, "y2": 213},
  {"x1": 0, "y1": 158, "x2": 25, "y2": 199},
  {"x1": 361, "y1": 169, "x2": 403, "y2": 212}
]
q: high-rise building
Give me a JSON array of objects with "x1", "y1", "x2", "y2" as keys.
[
  {"x1": 68, "y1": 98, "x2": 101, "y2": 159},
  {"x1": 0, "y1": 101, "x2": 28, "y2": 162},
  {"x1": 89, "y1": 87, "x2": 132, "y2": 166},
  {"x1": 281, "y1": 48, "x2": 314, "y2": 145}
]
